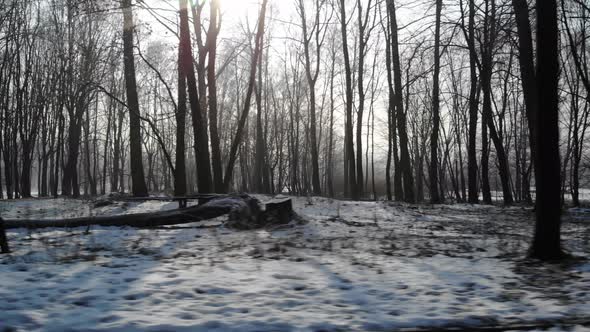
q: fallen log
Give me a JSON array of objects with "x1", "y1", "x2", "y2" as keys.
[
  {"x1": 92, "y1": 193, "x2": 225, "y2": 209},
  {"x1": 3, "y1": 195, "x2": 264, "y2": 230},
  {"x1": 3, "y1": 195, "x2": 296, "y2": 231}
]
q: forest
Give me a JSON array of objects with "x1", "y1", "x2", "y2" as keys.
[
  {"x1": 0, "y1": 0, "x2": 587, "y2": 204},
  {"x1": 0, "y1": 0, "x2": 589, "y2": 330}
]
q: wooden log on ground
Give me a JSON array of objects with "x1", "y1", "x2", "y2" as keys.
[
  {"x1": 0, "y1": 217, "x2": 9, "y2": 253},
  {"x1": 3, "y1": 195, "x2": 261, "y2": 230},
  {"x1": 101, "y1": 194, "x2": 226, "y2": 209}
]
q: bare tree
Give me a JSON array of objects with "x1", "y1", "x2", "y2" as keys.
[
  {"x1": 179, "y1": 0, "x2": 212, "y2": 193},
  {"x1": 122, "y1": 0, "x2": 148, "y2": 197},
  {"x1": 223, "y1": 0, "x2": 268, "y2": 192},
  {"x1": 386, "y1": 0, "x2": 415, "y2": 203},
  {"x1": 430, "y1": 0, "x2": 443, "y2": 203},
  {"x1": 338, "y1": 0, "x2": 358, "y2": 199}
]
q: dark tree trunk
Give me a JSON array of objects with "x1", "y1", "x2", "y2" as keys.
[
  {"x1": 175, "y1": 50, "x2": 187, "y2": 197},
  {"x1": 112, "y1": 104, "x2": 124, "y2": 193},
  {"x1": 179, "y1": 0, "x2": 212, "y2": 194},
  {"x1": 530, "y1": 0, "x2": 563, "y2": 260},
  {"x1": 338, "y1": 0, "x2": 358, "y2": 200},
  {"x1": 254, "y1": 70, "x2": 267, "y2": 193},
  {"x1": 480, "y1": 0, "x2": 513, "y2": 205},
  {"x1": 206, "y1": 0, "x2": 224, "y2": 193},
  {"x1": 327, "y1": 47, "x2": 336, "y2": 198},
  {"x1": 466, "y1": 0, "x2": 479, "y2": 204},
  {"x1": 63, "y1": 114, "x2": 82, "y2": 197},
  {"x1": 122, "y1": 0, "x2": 148, "y2": 197},
  {"x1": 481, "y1": 112, "x2": 492, "y2": 204},
  {"x1": 102, "y1": 79, "x2": 114, "y2": 195},
  {"x1": 512, "y1": 0, "x2": 538, "y2": 168},
  {"x1": 387, "y1": 0, "x2": 415, "y2": 203},
  {"x1": 355, "y1": 0, "x2": 371, "y2": 198},
  {"x1": 0, "y1": 218, "x2": 9, "y2": 254},
  {"x1": 430, "y1": 0, "x2": 442, "y2": 203},
  {"x1": 384, "y1": 18, "x2": 397, "y2": 201}
]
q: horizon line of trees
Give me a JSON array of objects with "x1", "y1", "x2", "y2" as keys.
[{"x1": 0, "y1": 0, "x2": 586, "y2": 211}]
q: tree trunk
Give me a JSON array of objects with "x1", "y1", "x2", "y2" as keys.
[
  {"x1": 206, "y1": 0, "x2": 224, "y2": 193},
  {"x1": 387, "y1": 0, "x2": 415, "y2": 203},
  {"x1": 430, "y1": 0, "x2": 442, "y2": 203},
  {"x1": 223, "y1": 0, "x2": 268, "y2": 192},
  {"x1": 122, "y1": 0, "x2": 149, "y2": 197},
  {"x1": 512, "y1": 0, "x2": 538, "y2": 170},
  {"x1": 338, "y1": 0, "x2": 358, "y2": 200},
  {"x1": 480, "y1": 0, "x2": 513, "y2": 205},
  {"x1": 530, "y1": 0, "x2": 563, "y2": 260},
  {"x1": 0, "y1": 218, "x2": 9, "y2": 254},
  {"x1": 175, "y1": 51, "x2": 187, "y2": 197},
  {"x1": 179, "y1": 0, "x2": 212, "y2": 194}
]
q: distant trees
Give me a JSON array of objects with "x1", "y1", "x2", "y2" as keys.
[
  {"x1": 297, "y1": 0, "x2": 329, "y2": 196},
  {"x1": 222, "y1": 0, "x2": 268, "y2": 192},
  {"x1": 0, "y1": 0, "x2": 585, "y2": 239}
]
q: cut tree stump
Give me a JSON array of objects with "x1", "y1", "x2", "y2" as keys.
[
  {"x1": 224, "y1": 197, "x2": 294, "y2": 230},
  {"x1": 0, "y1": 217, "x2": 9, "y2": 253},
  {"x1": 262, "y1": 198, "x2": 294, "y2": 225}
]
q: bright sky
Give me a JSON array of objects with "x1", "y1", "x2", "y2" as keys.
[
  {"x1": 137, "y1": 0, "x2": 280, "y2": 37},
  {"x1": 133, "y1": 0, "x2": 425, "y2": 164}
]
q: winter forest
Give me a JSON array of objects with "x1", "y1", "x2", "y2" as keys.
[
  {"x1": 1, "y1": 0, "x2": 586, "y2": 204},
  {"x1": 1, "y1": 0, "x2": 589, "y2": 330}
]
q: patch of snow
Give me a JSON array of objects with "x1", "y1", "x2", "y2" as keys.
[{"x1": 0, "y1": 196, "x2": 589, "y2": 331}]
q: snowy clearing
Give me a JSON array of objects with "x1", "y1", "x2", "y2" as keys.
[{"x1": 1, "y1": 196, "x2": 589, "y2": 331}]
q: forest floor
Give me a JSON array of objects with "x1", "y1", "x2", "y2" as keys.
[{"x1": 0, "y1": 195, "x2": 589, "y2": 331}]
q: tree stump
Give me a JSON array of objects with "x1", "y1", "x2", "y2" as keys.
[
  {"x1": 0, "y1": 217, "x2": 9, "y2": 254},
  {"x1": 262, "y1": 198, "x2": 293, "y2": 225},
  {"x1": 224, "y1": 197, "x2": 294, "y2": 230}
]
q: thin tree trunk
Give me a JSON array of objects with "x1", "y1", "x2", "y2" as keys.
[
  {"x1": 430, "y1": 0, "x2": 442, "y2": 203},
  {"x1": 206, "y1": 0, "x2": 224, "y2": 193},
  {"x1": 175, "y1": 47, "x2": 187, "y2": 197},
  {"x1": 223, "y1": 0, "x2": 268, "y2": 191}
]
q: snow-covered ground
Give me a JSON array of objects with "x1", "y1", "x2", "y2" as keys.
[{"x1": 1, "y1": 196, "x2": 589, "y2": 331}]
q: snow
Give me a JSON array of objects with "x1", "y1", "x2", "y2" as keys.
[
  {"x1": 0, "y1": 197, "x2": 190, "y2": 220},
  {"x1": 1, "y1": 196, "x2": 589, "y2": 331}
]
